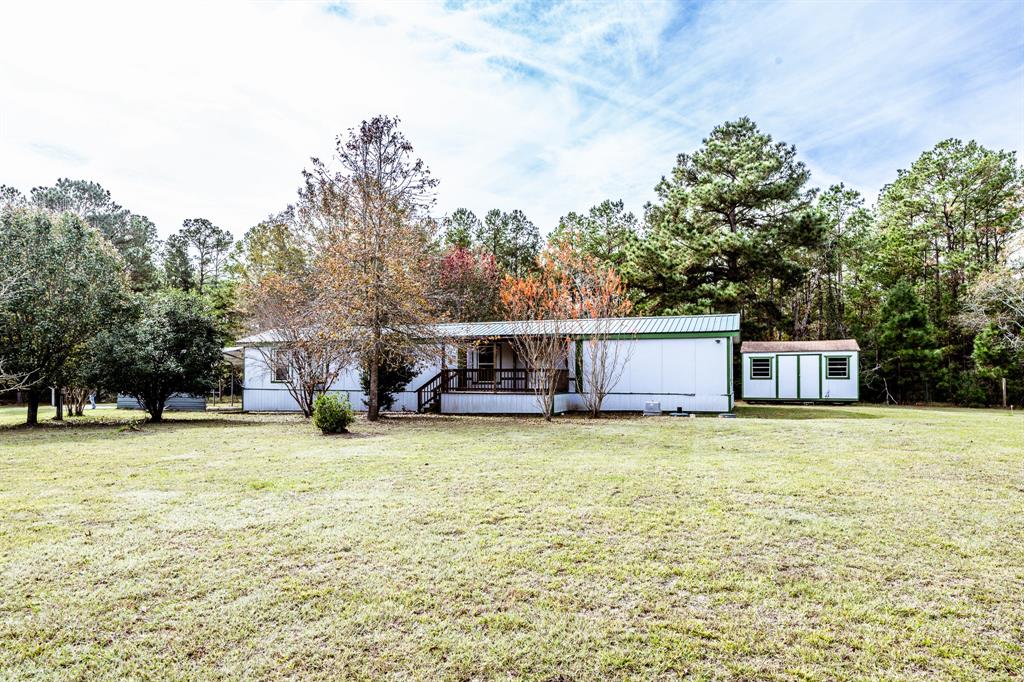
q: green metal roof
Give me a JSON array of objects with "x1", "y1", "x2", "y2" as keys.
[
  {"x1": 239, "y1": 314, "x2": 740, "y2": 344},
  {"x1": 429, "y1": 314, "x2": 740, "y2": 339}
]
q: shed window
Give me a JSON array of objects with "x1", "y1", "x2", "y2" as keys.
[
  {"x1": 826, "y1": 356, "x2": 849, "y2": 380},
  {"x1": 271, "y1": 350, "x2": 290, "y2": 383},
  {"x1": 750, "y1": 357, "x2": 772, "y2": 380}
]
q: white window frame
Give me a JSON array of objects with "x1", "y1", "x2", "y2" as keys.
[{"x1": 270, "y1": 349, "x2": 290, "y2": 383}]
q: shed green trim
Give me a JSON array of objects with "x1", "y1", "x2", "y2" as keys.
[
  {"x1": 823, "y1": 354, "x2": 852, "y2": 380},
  {"x1": 819, "y1": 354, "x2": 823, "y2": 398},
  {"x1": 748, "y1": 355, "x2": 773, "y2": 381},
  {"x1": 747, "y1": 397, "x2": 860, "y2": 403},
  {"x1": 727, "y1": 338, "x2": 734, "y2": 410},
  {"x1": 775, "y1": 355, "x2": 779, "y2": 399}
]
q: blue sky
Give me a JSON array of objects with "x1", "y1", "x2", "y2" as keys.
[{"x1": 1, "y1": 0, "x2": 1021, "y2": 237}]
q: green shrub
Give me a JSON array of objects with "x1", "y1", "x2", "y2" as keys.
[
  {"x1": 312, "y1": 393, "x2": 354, "y2": 434},
  {"x1": 952, "y1": 370, "x2": 991, "y2": 407}
]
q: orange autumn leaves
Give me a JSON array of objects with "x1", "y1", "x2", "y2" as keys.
[{"x1": 500, "y1": 237, "x2": 631, "y2": 323}]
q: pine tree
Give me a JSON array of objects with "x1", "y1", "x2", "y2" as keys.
[
  {"x1": 623, "y1": 118, "x2": 822, "y2": 338},
  {"x1": 876, "y1": 282, "x2": 941, "y2": 403}
]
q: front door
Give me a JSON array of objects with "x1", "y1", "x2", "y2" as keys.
[
  {"x1": 477, "y1": 343, "x2": 495, "y2": 383},
  {"x1": 777, "y1": 355, "x2": 798, "y2": 399}
]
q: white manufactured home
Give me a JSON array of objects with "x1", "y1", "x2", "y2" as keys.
[
  {"x1": 741, "y1": 340, "x2": 859, "y2": 403},
  {"x1": 238, "y1": 313, "x2": 740, "y2": 415}
]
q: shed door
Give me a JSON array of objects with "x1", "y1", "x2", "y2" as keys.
[
  {"x1": 799, "y1": 354, "x2": 820, "y2": 400},
  {"x1": 777, "y1": 355, "x2": 798, "y2": 399}
]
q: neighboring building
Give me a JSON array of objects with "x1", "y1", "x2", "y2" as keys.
[
  {"x1": 116, "y1": 394, "x2": 207, "y2": 411},
  {"x1": 741, "y1": 340, "x2": 859, "y2": 403},
  {"x1": 238, "y1": 314, "x2": 740, "y2": 415}
]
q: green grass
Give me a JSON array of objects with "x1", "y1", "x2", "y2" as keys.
[{"x1": 0, "y1": 403, "x2": 1021, "y2": 680}]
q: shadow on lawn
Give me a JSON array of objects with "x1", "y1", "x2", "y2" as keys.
[
  {"x1": 0, "y1": 414, "x2": 271, "y2": 433},
  {"x1": 735, "y1": 404, "x2": 880, "y2": 420}
]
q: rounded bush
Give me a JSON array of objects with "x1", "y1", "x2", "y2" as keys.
[{"x1": 312, "y1": 393, "x2": 354, "y2": 434}]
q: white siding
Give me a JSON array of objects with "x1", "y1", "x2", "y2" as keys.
[
  {"x1": 821, "y1": 353, "x2": 859, "y2": 400},
  {"x1": 242, "y1": 347, "x2": 440, "y2": 413},
  {"x1": 580, "y1": 337, "x2": 731, "y2": 413},
  {"x1": 777, "y1": 356, "x2": 799, "y2": 399},
  {"x1": 742, "y1": 355, "x2": 776, "y2": 399}
]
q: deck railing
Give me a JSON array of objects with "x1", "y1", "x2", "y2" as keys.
[
  {"x1": 440, "y1": 367, "x2": 569, "y2": 394},
  {"x1": 417, "y1": 367, "x2": 570, "y2": 412}
]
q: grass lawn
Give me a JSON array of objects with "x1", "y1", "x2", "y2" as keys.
[{"x1": 0, "y1": 404, "x2": 1021, "y2": 680}]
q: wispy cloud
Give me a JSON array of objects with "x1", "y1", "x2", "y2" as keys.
[
  {"x1": 0, "y1": 1, "x2": 1020, "y2": 236},
  {"x1": 29, "y1": 143, "x2": 88, "y2": 165}
]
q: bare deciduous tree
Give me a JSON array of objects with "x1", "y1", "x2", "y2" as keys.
[
  {"x1": 556, "y1": 237, "x2": 635, "y2": 417},
  {"x1": 960, "y1": 266, "x2": 1024, "y2": 353},
  {"x1": 246, "y1": 273, "x2": 350, "y2": 418},
  {"x1": 300, "y1": 115, "x2": 443, "y2": 421},
  {"x1": 500, "y1": 249, "x2": 573, "y2": 421}
]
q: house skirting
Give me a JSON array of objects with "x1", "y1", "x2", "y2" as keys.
[
  {"x1": 439, "y1": 391, "x2": 730, "y2": 415},
  {"x1": 440, "y1": 392, "x2": 572, "y2": 415}
]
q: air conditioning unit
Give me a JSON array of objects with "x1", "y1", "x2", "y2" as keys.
[{"x1": 643, "y1": 401, "x2": 661, "y2": 416}]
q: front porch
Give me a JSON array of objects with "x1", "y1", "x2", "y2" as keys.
[{"x1": 415, "y1": 339, "x2": 572, "y2": 413}]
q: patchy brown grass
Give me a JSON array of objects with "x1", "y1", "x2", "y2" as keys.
[{"x1": 0, "y1": 404, "x2": 1021, "y2": 680}]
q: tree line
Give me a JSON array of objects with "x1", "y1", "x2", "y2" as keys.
[
  {"x1": 0, "y1": 181, "x2": 234, "y2": 423},
  {"x1": 435, "y1": 119, "x2": 1023, "y2": 407},
  {"x1": 1, "y1": 115, "x2": 1021, "y2": 426}
]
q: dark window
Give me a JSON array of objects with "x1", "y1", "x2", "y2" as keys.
[
  {"x1": 826, "y1": 356, "x2": 849, "y2": 379},
  {"x1": 750, "y1": 357, "x2": 772, "y2": 380},
  {"x1": 477, "y1": 344, "x2": 495, "y2": 382},
  {"x1": 271, "y1": 350, "x2": 289, "y2": 383}
]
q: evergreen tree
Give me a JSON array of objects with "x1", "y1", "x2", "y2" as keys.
[
  {"x1": 550, "y1": 199, "x2": 640, "y2": 270},
  {"x1": 359, "y1": 356, "x2": 417, "y2": 412},
  {"x1": 163, "y1": 233, "x2": 195, "y2": 291},
  {"x1": 28, "y1": 179, "x2": 160, "y2": 290},
  {"x1": 790, "y1": 184, "x2": 875, "y2": 339},
  {"x1": 477, "y1": 209, "x2": 540, "y2": 277},
  {"x1": 623, "y1": 118, "x2": 823, "y2": 338},
  {"x1": 875, "y1": 140, "x2": 1022, "y2": 387},
  {"x1": 0, "y1": 207, "x2": 130, "y2": 424},
  {"x1": 876, "y1": 282, "x2": 941, "y2": 403},
  {"x1": 90, "y1": 291, "x2": 223, "y2": 422},
  {"x1": 441, "y1": 208, "x2": 480, "y2": 250},
  {"x1": 177, "y1": 218, "x2": 234, "y2": 294},
  {"x1": 231, "y1": 212, "x2": 308, "y2": 283}
]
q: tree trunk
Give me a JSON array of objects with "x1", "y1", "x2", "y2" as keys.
[
  {"x1": 54, "y1": 387, "x2": 63, "y2": 421},
  {"x1": 149, "y1": 402, "x2": 164, "y2": 423},
  {"x1": 26, "y1": 390, "x2": 39, "y2": 425},
  {"x1": 367, "y1": 359, "x2": 380, "y2": 421},
  {"x1": 1002, "y1": 377, "x2": 1008, "y2": 409}
]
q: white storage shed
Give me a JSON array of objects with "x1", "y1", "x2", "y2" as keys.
[{"x1": 741, "y1": 340, "x2": 859, "y2": 403}]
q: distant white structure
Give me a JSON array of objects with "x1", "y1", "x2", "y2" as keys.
[
  {"x1": 741, "y1": 340, "x2": 859, "y2": 403},
  {"x1": 238, "y1": 314, "x2": 741, "y2": 415},
  {"x1": 116, "y1": 394, "x2": 207, "y2": 411}
]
